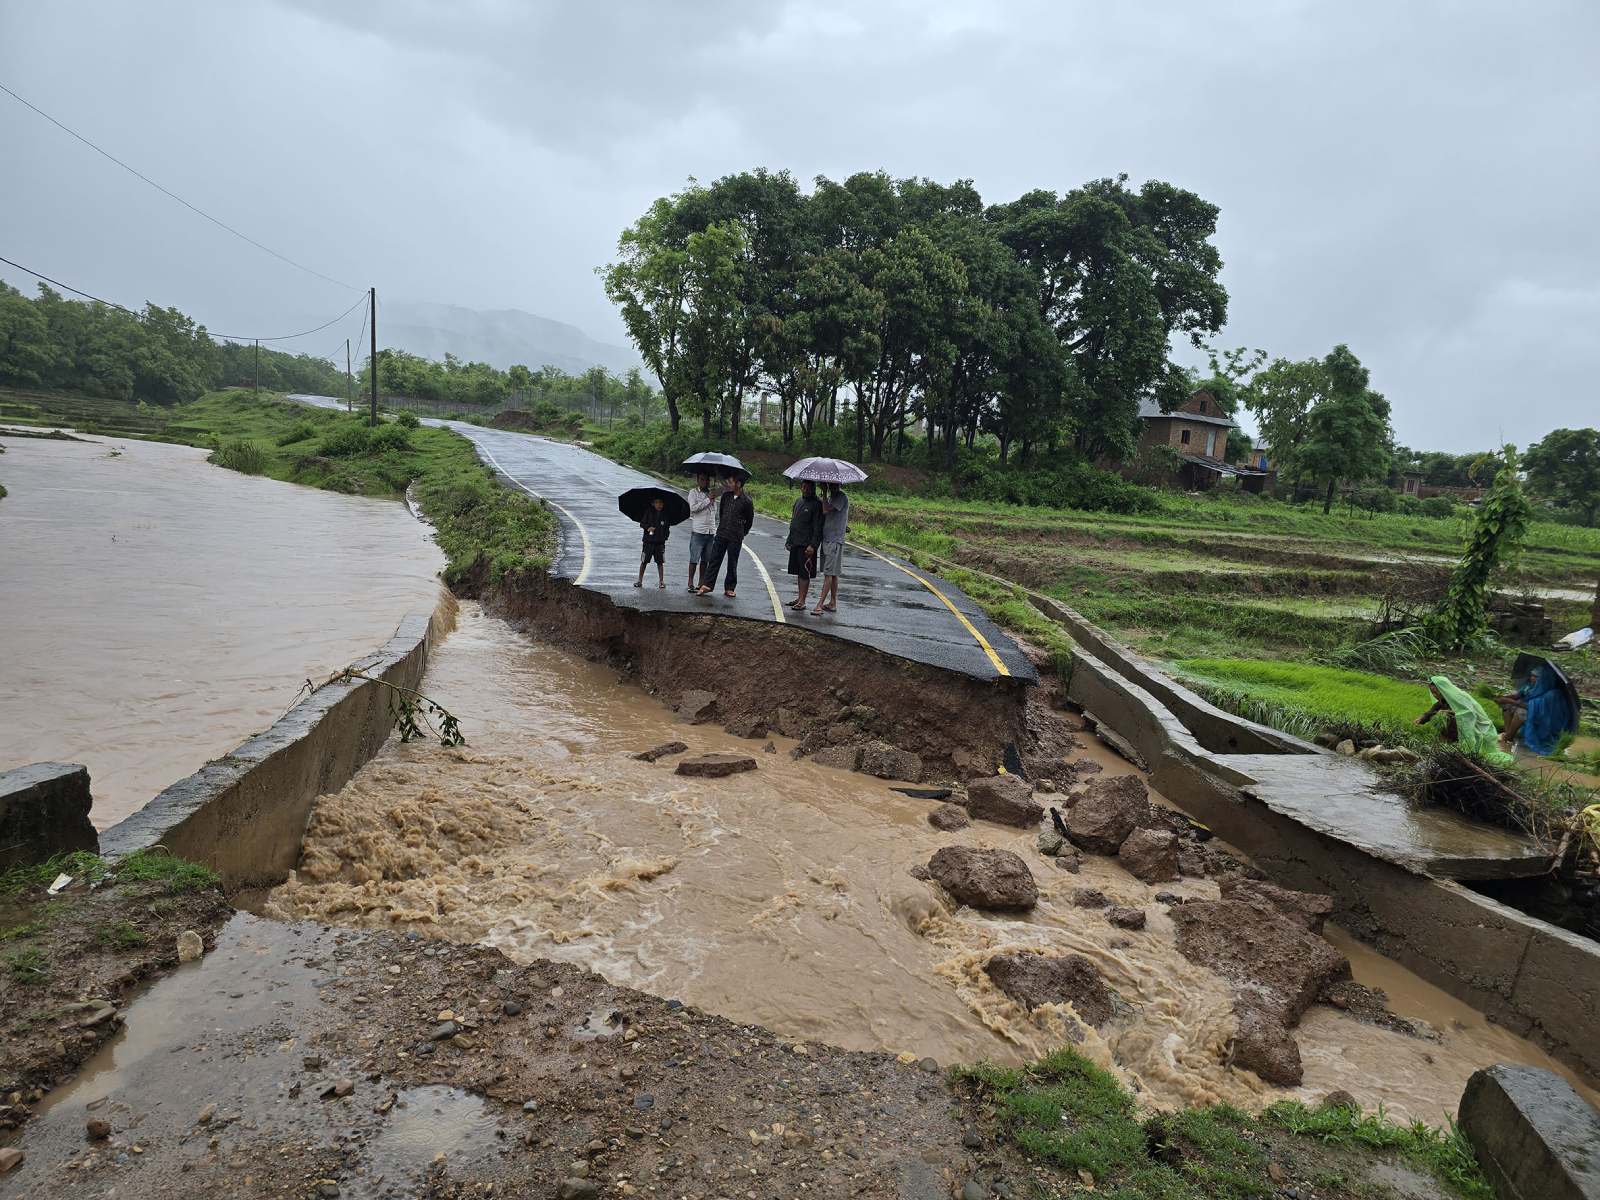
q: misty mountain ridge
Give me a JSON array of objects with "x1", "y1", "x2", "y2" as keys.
[{"x1": 378, "y1": 302, "x2": 641, "y2": 377}]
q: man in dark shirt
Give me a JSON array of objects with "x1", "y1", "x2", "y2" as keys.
[
  {"x1": 784, "y1": 479, "x2": 824, "y2": 611},
  {"x1": 696, "y1": 475, "x2": 755, "y2": 598}
]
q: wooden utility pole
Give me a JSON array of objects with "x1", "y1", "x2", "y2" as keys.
[
  {"x1": 253, "y1": 339, "x2": 259, "y2": 392},
  {"x1": 345, "y1": 339, "x2": 353, "y2": 413},
  {"x1": 368, "y1": 287, "x2": 378, "y2": 427}
]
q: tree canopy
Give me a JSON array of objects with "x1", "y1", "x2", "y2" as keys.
[
  {"x1": 1524, "y1": 427, "x2": 1600, "y2": 527},
  {"x1": 602, "y1": 169, "x2": 1229, "y2": 462}
]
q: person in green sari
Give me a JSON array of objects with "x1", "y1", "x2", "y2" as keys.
[{"x1": 1414, "y1": 675, "x2": 1515, "y2": 765}]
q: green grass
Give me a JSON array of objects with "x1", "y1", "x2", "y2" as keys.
[
  {"x1": 0, "y1": 920, "x2": 45, "y2": 941},
  {"x1": 959, "y1": 1046, "x2": 1491, "y2": 1200},
  {"x1": 1173, "y1": 659, "x2": 1439, "y2": 744},
  {"x1": 111, "y1": 848, "x2": 219, "y2": 894},
  {"x1": 94, "y1": 922, "x2": 148, "y2": 950},
  {"x1": 6, "y1": 946, "x2": 47, "y2": 985},
  {"x1": 0, "y1": 850, "x2": 110, "y2": 896}
]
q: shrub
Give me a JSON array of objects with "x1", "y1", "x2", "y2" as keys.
[
  {"x1": 275, "y1": 420, "x2": 318, "y2": 446},
  {"x1": 210, "y1": 439, "x2": 267, "y2": 474},
  {"x1": 1420, "y1": 495, "x2": 1456, "y2": 520},
  {"x1": 317, "y1": 422, "x2": 372, "y2": 458},
  {"x1": 396, "y1": 410, "x2": 421, "y2": 429}
]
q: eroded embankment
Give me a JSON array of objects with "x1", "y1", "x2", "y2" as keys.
[
  {"x1": 471, "y1": 563, "x2": 1030, "y2": 781},
  {"x1": 263, "y1": 604, "x2": 1595, "y2": 1122}
]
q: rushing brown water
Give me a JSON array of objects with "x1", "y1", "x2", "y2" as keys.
[
  {"x1": 269, "y1": 604, "x2": 1596, "y2": 1119},
  {"x1": 0, "y1": 434, "x2": 446, "y2": 827}
]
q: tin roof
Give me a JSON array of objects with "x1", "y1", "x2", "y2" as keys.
[{"x1": 1137, "y1": 399, "x2": 1237, "y2": 429}]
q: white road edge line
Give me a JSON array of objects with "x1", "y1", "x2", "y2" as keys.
[{"x1": 472, "y1": 437, "x2": 592, "y2": 586}]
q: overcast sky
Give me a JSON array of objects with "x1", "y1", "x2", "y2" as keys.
[{"x1": 2, "y1": 0, "x2": 1595, "y2": 451}]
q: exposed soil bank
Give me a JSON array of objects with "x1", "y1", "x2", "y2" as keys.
[{"x1": 471, "y1": 565, "x2": 1029, "y2": 782}]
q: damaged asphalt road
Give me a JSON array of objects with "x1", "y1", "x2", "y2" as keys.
[{"x1": 0, "y1": 913, "x2": 1018, "y2": 1200}]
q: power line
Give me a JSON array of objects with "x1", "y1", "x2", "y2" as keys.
[
  {"x1": 0, "y1": 252, "x2": 366, "y2": 343},
  {"x1": 0, "y1": 81, "x2": 359, "y2": 292}
]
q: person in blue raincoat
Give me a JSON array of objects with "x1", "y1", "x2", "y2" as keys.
[{"x1": 1498, "y1": 666, "x2": 1573, "y2": 756}]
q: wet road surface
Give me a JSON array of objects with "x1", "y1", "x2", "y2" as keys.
[{"x1": 289, "y1": 397, "x2": 1035, "y2": 684}]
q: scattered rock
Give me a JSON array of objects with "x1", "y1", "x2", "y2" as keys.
[
  {"x1": 502, "y1": 1001, "x2": 522, "y2": 1016},
  {"x1": 86, "y1": 1117, "x2": 110, "y2": 1139},
  {"x1": 926, "y1": 846, "x2": 1039, "y2": 911},
  {"x1": 632, "y1": 741, "x2": 688, "y2": 762},
  {"x1": 558, "y1": 1180, "x2": 600, "y2": 1200},
  {"x1": 908, "y1": 864, "x2": 933, "y2": 881},
  {"x1": 1218, "y1": 877, "x2": 1334, "y2": 934},
  {"x1": 860, "y1": 742, "x2": 923, "y2": 783},
  {"x1": 1036, "y1": 829, "x2": 1066, "y2": 856},
  {"x1": 1035, "y1": 779, "x2": 1056, "y2": 794},
  {"x1": 1313, "y1": 732, "x2": 1340, "y2": 749},
  {"x1": 1072, "y1": 887, "x2": 1110, "y2": 909},
  {"x1": 811, "y1": 745, "x2": 862, "y2": 772},
  {"x1": 676, "y1": 690, "x2": 719, "y2": 724},
  {"x1": 775, "y1": 707, "x2": 808, "y2": 739},
  {"x1": 762, "y1": 741, "x2": 777, "y2": 754},
  {"x1": 962, "y1": 1182, "x2": 986, "y2": 1200},
  {"x1": 317, "y1": 1185, "x2": 341, "y2": 1200},
  {"x1": 1154, "y1": 891, "x2": 1186, "y2": 905},
  {"x1": 1053, "y1": 854, "x2": 1082, "y2": 873},
  {"x1": 1107, "y1": 906, "x2": 1146, "y2": 930},
  {"x1": 1231, "y1": 1001, "x2": 1303, "y2": 1086},
  {"x1": 1065, "y1": 775, "x2": 1148, "y2": 854},
  {"x1": 427, "y1": 1021, "x2": 462, "y2": 1042},
  {"x1": 1118, "y1": 828, "x2": 1180, "y2": 883},
  {"x1": 674, "y1": 753, "x2": 757, "y2": 778},
  {"x1": 176, "y1": 930, "x2": 204, "y2": 962},
  {"x1": 962, "y1": 1125, "x2": 982, "y2": 1148},
  {"x1": 1267, "y1": 1161, "x2": 1287, "y2": 1184},
  {"x1": 1177, "y1": 850, "x2": 1206, "y2": 878},
  {"x1": 965, "y1": 775, "x2": 1043, "y2": 828},
  {"x1": 1172, "y1": 898, "x2": 1350, "y2": 1027},
  {"x1": 522, "y1": 1099, "x2": 538, "y2": 1113},
  {"x1": 723, "y1": 714, "x2": 768, "y2": 740},
  {"x1": 919, "y1": 1057, "x2": 939, "y2": 1073},
  {"x1": 1334, "y1": 739, "x2": 1356, "y2": 756},
  {"x1": 302, "y1": 1054, "x2": 323, "y2": 1070},
  {"x1": 928, "y1": 803, "x2": 970, "y2": 832},
  {"x1": 1321, "y1": 1089, "x2": 1359, "y2": 1111},
  {"x1": 0, "y1": 1147, "x2": 20, "y2": 1174},
  {"x1": 983, "y1": 953, "x2": 1113, "y2": 1026}
]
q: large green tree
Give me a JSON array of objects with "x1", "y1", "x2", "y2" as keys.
[
  {"x1": 1293, "y1": 345, "x2": 1393, "y2": 513},
  {"x1": 1524, "y1": 427, "x2": 1600, "y2": 527}
]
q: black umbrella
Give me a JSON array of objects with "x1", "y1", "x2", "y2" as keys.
[
  {"x1": 1508, "y1": 652, "x2": 1582, "y2": 734},
  {"x1": 618, "y1": 487, "x2": 691, "y2": 527},
  {"x1": 680, "y1": 451, "x2": 750, "y2": 482}
]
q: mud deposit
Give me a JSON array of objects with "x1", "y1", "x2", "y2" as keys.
[
  {"x1": 0, "y1": 434, "x2": 445, "y2": 827},
  {"x1": 266, "y1": 605, "x2": 1586, "y2": 1122}
]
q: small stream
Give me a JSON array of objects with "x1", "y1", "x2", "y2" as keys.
[{"x1": 267, "y1": 602, "x2": 1597, "y2": 1121}]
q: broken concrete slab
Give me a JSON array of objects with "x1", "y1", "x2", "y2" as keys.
[
  {"x1": 0, "y1": 762, "x2": 98, "y2": 868},
  {"x1": 674, "y1": 754, "x2": 757, "y2": 778},
  {"x1": 1459, "y1": 1063, "x2": 1600, "y2": 1200}
]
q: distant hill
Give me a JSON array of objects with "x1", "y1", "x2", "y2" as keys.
[{"x1": 378, "y1": 302, "x2": 641, "y2": 377}]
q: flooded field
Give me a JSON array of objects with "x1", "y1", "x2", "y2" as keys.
[
  {"x1": 0, "y1": 433, "x2": 445, "y2": 827},
  {"x1": 269, "y1": 603, "x2": 1594, "y2": 1121}
]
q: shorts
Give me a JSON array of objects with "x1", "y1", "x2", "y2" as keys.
[
  {"x1": 787, "y1": 544, "x2": 817, "y2": 579},
  {"x1": 689, "y1": 531, "x2": 715, "y2": 563},
  {"x1": 641, "y1": 542, "x2": 665, "y2": 565},
  {"x1": 819, "y1": 541, "x2": 844, "y2": 576}
]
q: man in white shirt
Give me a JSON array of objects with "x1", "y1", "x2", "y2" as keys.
[{"x1": 686, "y1": 472, "x2": 720, "y2": 593}]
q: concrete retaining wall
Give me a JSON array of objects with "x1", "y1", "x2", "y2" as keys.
[
  {"x1": 1066, "y1": 637, "x2": 1600, "y2": 1084},
  {"x1": 0, "y1": 762, "x2": 99, "y2": 867},
  {"x1": 99, "y1": 604, "x2": 452, "y2": 889}
]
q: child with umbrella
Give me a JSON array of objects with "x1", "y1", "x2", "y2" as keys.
[{"x1": 619, "y1": 487, "x2": 691, "y2": 590}]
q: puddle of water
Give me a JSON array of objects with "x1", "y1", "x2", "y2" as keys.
[
  {"x1": 368, "y1": 1086, "x2": 500, "y2": 1186},
  {"x1": 0, "y1": 435, "x2": 446, "y2": 827}
]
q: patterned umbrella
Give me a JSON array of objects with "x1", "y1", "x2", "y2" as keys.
[
  {"x1": 680, "y1": 451, "x2": 750, "y2": 482},
  {"x1": 782, "y1": 456, "x2": 868, "y2": 484}
]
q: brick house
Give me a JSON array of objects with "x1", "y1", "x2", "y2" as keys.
[{"x1": 1125, "y1": 389, "x2": 1272, "y2": 491}]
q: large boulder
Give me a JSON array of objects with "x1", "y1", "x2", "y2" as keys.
[
  {"x1": 775, "y1": 707, "x2": 809, "y2": 739},
  {"x1": 1218, "y1": 877, "x2": 1334, "y2": 935},
  {"x1": 1171, "y1": 899, "x2": 1350, "y2": 1025},
  {"x1": 965, "y1": 775, "x2": 1043, "y2": 828},
  {"x1": 723, "y1": 714, "x2": 768, "y2": 740},
  {"x1": 674, "y1": 753, "x2": 757, "y2": 779},
  {"x1": 1064, "y1": 774, "x2": 1148, "y2": 854},
  {"x1": 983, "y1": 953, "x2": 1113, "y2": 1026},
  {"x1": 1231, "y1": 1000, "x2": 1303, "y2": 1086},
  {"x1": 860, "y1": 742, "x2": 923, "y2": 783},
  {"x1": 1118, "y1": 828, "x2": 1180, "y2": 883},
  {"x1": 928, "y1": 803, "x2": 971, "y2": 832},
  {"x1": 926, "y1": 846, "x2": 1039, "y2": 911},
  {"x1": 676, "y1": 690, "x2": 719, "y2": 724}
]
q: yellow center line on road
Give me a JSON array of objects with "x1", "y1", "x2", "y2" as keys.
[
  {"x1": 847, "y1": 541, "x2": 1010, "y2": 677},
  {"x1": 742, "y1": 540, "x2": 786, "y2": 624},
  {"x1": 474, "y1": 440, "x2": 592, "y2": 586}
]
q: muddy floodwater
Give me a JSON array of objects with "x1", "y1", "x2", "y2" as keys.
[
  {"x1": 0, "y1": 434, "x2": 445, "y2": 827},
  {"x1": 269, "y1": 604, "x2": 1595, "y2": 1121}
]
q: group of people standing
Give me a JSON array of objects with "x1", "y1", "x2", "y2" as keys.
[{"x1": 661, "y1": 471, "x2": 847, "y2": 614}]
